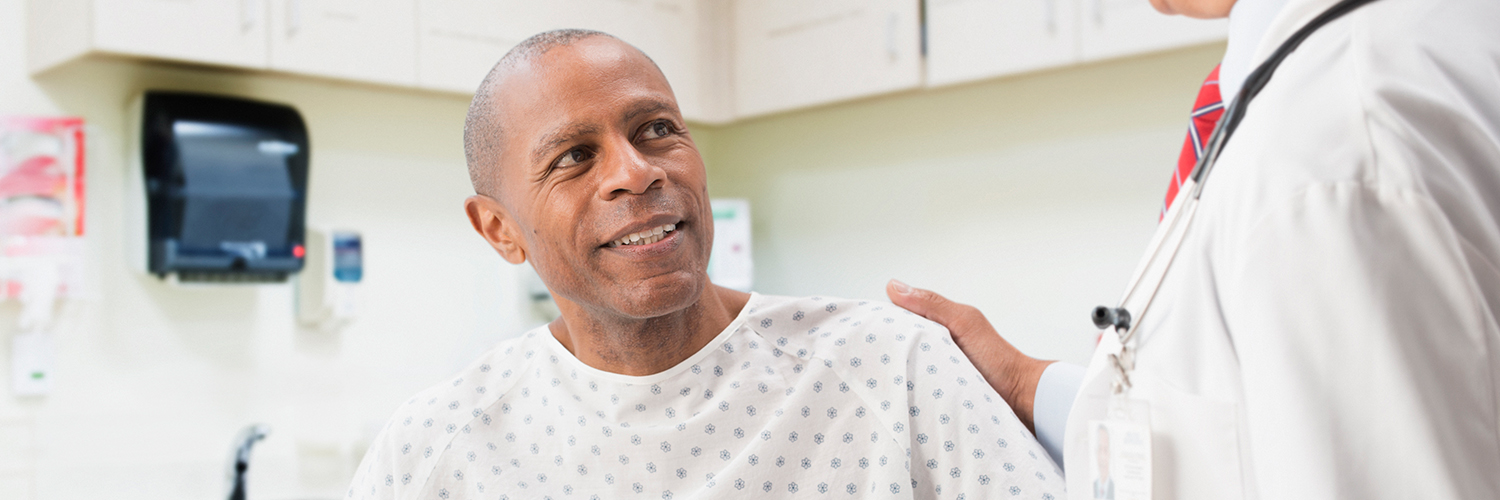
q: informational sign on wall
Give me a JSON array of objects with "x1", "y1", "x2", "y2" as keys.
[
  {"x1": 0, "y1": 116, "x2": 87, "y2": 300},
  {"x1": 2, "y1": 116, "x2": 87, "y2": 397},
  {"x1": 708, "y1": 198, "x2": 752, "y2": 292}
]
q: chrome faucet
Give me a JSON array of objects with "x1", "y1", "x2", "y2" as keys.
[{"x1": 227, "y1": 424, "x2": 270, "y2": 500}]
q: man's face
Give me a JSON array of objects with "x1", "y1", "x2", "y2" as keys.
[{"x1": 485, "y1": 38, "x2": 714, "y2": 320}]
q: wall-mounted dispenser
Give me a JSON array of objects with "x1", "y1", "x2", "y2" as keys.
[
  {"x1": 297, "y1": 228, "x2": 361, "y2": 330},
  {"x1": 131, "y1": 92, "x2": 309, "y2": 283}
]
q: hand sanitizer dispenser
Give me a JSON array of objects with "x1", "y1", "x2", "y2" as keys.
[
  {"x1": 297, "y1": 229, "x2": 361, "y2": 330},
  {"x1": 132, "y1": 91, "x2": 309, "y2": 283}
]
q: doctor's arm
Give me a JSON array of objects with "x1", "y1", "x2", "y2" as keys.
[{"x1": 886, "y1": 280, "x2": 1083, "y2": 467}]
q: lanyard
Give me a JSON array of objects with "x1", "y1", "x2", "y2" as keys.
[{"x1": 1092, "y1": 0, "x2": 1383, "y2": 396}]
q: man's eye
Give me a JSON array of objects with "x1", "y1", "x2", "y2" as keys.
[
  {"x1": 555, "y1": 148, "x2": 593, "y2": 168},
  {"x1": 641, "y1": 121, "x2": 674, "y2": 140}
]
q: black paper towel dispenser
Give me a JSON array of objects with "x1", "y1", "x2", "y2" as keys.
[{"x1": 139, "y1": 92, "x2": 309, "y2": 283}]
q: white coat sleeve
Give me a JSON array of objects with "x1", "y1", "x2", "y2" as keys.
[
  {"x1": 1222, "y1": 182, "x2": 1500, "y2": 499},
  {"x1": 1032, "y1": 362, "x2": 1084, "y2": 469}
]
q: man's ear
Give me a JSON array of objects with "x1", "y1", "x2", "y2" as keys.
[{"x1": 464, "y1": 195, "x2": 528, "y2": 264}]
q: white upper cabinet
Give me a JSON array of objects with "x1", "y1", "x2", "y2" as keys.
[
  {"x1": 29, "y1": 0, "x2": 270, "y2": 73},
  {"x1": 415, "y1": 0, "x2": 539, "y2": 94},
  {"x1": 924, "y1": 0, "x2": 1080, "y2": 86},
  {"x1": 732, "y1": 0, "x2": 922, "y2": 118},
  {"x1": 1077, "y1": 0, "x2": 1226, "y2": 62},
  {"x1": 558, "y1": 0, "x2": 715, "y2": 124},
  {"x1": 269, "y1": 0, "x2": 418, "y2": 86},
  {"x1": 415, "y1": 0, "x2": 724, "y2": 124},
  {"x1": 925, "y1": 0, "x2": 1079, "y2": 87},
  {"x1": 28, "y1": 0, "x2": 1227, "y2": 124}
]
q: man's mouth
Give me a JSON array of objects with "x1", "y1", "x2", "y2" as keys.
[{"x1": 606, "y1": 223, "x2": 677, "y2": 248}]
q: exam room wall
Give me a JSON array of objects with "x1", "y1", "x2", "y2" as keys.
[
  {"x1": 0, "y1": 0, "x2": 1226, "y2": 494},
  {"x1": 697, "y1": 42, "x2": 1226, "y2": 367},
  {"x1": 0, "y1": 1, "x2": 532, "y2": 499}
]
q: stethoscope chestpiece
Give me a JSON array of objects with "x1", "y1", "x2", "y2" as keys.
[{"x1": 1091, "y1": 306, "x2": 1132, "y2": 332}]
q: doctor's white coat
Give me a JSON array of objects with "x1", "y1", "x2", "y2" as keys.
[{"x1": 1063, "y1": 0, "x2": 1500, "y2": 498}]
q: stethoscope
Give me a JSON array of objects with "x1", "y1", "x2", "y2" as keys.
[{"x1": 1091, "y1": 0, "x2": 1382, "y2": 395}]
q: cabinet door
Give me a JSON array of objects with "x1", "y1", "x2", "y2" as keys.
[
  {"x1": 416, "y1": 0, "x2": 538, "y2": 94},
  {"x1": 1077, "y1": 0, "x2": 1226, "y2": 62},
  {"x1": 733, "y1": 0, "x2": 922, "y2": 118},
  {"x1": 270, "y1": 0, "x2": 418, "y2": 85},
  {"x1": 560, "y1": 0, "x2": 708, "y2": 123},
  {"x1": 925, "y1": 0, "x2": 1078, "y2": 87},
  {"x1": 417, "y1": 0, "x2": 713, "y2": 122},
  {"x1": 93, "y1": 0, "x2": 270, "y2": 68}
]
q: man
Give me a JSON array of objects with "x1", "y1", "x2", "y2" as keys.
[
  {"x1": 346, "y1": 30, "x2": 1064, "y2": 500},
  {"x1": 890, "y1": 0, "x2": 1500, "y2": 497},
  {"x1": 1091, "y1": 426, "x2": 1112, "y2": 500}
]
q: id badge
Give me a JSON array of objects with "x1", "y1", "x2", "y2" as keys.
[{"x1": 1087, "y1": 398, "x2": 1152, "y2": 500}]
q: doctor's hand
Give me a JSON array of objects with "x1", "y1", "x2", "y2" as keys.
[{"x1": 887, "y1": 279, "x2": 1055, "y2": 433}]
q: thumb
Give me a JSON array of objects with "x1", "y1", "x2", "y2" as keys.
[{"x1": 886, "y1": 279, "x2": 965, "y2": 328}]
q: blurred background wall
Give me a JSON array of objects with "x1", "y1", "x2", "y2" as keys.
[{"x1": 0, "y1": 0, "x2": 1224, "y2": 497}]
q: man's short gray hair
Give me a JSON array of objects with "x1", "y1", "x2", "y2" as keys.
[{"x1": 462, "y1": 29, "x2": 615, "y2": 196}]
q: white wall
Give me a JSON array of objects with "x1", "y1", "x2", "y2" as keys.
[
  {"x1": 0, "y1": 1, "x2": 534, "y2": 499},
  {"x1": 699, "y1": 42, "x2": 1225, "y2": 366},
  {"x1": 0, "y1": 0, "x2": 1226, "y2": 497}
]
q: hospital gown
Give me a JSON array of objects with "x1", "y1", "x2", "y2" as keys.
[{"x1": 347, "y1": 294, "x2": 1063, "y2": 499}]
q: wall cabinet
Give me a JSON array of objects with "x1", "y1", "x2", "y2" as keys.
[
  {"x1": 29, "y1": 0, "x2": 270, "y2": 73},
  {"x1": 732, "y1": 0, "x2": 923, "y2": 118},
  {"x1": 28, "y1": 0, "x2": 1225, "y2": 124},
  {"x1": 926, "y1": 0, "x2": 1224, "y2": 88},
  {"x1": 415, "y1": 0, "x2": 537, "y2": 95},
  {"x1": 1078, "y1": 0, "x2": 1227, "y2": 62},
  {"x1": 926, "y1": 0, "x2": 1079, "y2": 88},
  {"x1": 269, "y1": 0, "x2": 418, "y2": 86},
  {"x1": 415, "y1": 0, "x2": 729, "y2": 123}
]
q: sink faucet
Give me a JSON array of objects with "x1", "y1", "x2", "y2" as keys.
[{"x1": 227, "y1": 424, "x2": 270, "y2": 500}]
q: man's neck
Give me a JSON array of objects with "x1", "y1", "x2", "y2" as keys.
[{"x1": 549, "y1": 285, "x2": 751, "y2": 376}]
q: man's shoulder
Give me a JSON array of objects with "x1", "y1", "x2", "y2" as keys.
[
  {"x1": 368, "y1": 329, "x2": 541, "y2": 451},
  {"x1": 743, "y1": 294, "x2": 954, "y2": 367},
  {"x1": 350, "y1": 329, "x2": 543, "y2": 499}
]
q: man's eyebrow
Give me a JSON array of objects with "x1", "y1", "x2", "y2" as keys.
[
  {"x1": 621, "y1": 99, "x2": 677, "y2": 124},
  {"x1": 531, "y1": 123, "x2": 601, "y2": 166}
]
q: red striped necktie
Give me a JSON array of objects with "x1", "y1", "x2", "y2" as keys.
[{"x1": 1162, "y1": 65, "x2": 1225, "y2": 218}]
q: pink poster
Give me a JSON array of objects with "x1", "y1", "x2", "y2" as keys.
[{"x1": 0, "y1": 117, "x2": 86, "y2": 299}]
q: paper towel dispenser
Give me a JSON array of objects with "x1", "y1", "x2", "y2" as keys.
[{"x1": 138, "y1": 92, "x2": 309, "y2": 283}]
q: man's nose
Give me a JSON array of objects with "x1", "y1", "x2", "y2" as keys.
[{"x1": 597, "y1": 140, "x2": 666, "y2": 199}]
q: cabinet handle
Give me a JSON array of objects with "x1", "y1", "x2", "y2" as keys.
[
  {"x1": 1094, "y1": 0, "x2": 1105, "y2": 26},
  {"x1": 886, "y1": 12, "x2": 900, "y2": 61},
  {"x1": 1045, "y1": 0, "x2": 1057, "y2": 35},
  {"x1": 241, "y1": 0, "x2": 262, "y2": 33},
  {"x1": 287, "y1": 0, "x2": 303, "y2": 36}
]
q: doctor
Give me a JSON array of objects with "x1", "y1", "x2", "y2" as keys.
[{"x1": 888, "y1": 0, "x2": 1500, "y2": 497}]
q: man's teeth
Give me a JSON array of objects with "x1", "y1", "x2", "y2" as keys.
[{"x1": 610, "y1": 223, "x2": 677, "y2": 247}]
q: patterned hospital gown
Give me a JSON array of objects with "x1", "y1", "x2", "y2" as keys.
[{"x1": 348, "y1": 294, "x2": 1063, "y2": 499}]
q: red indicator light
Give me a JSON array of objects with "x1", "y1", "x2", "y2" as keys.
[{"x1": 293, "y1": 244, "x2": 305, "y2": 258}]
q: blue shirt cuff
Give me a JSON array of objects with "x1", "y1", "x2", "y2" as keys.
[{"x1": 1033, "y1": 361, "x2": 1085, "y2": 472}]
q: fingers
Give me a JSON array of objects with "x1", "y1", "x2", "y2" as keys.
[{"x1": 887, "y1": 279, "x2": 994, "y2": 340}]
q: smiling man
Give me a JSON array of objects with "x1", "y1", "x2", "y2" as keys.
[{"x1": 346, "y1": 30, "x2": 1063, "y2": 500}]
